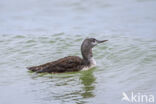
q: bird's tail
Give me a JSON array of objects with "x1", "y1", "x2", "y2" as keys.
[{"x1": 27, "y1": 66, "x2": 40, "y2": 72}]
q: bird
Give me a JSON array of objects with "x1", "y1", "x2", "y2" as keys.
[{"x1": 27, "y1": 38, "x2": 108, "y2": 73}]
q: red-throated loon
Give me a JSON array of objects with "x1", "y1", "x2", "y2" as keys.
[{"x1": 27, "y1": 38, "x2": 108, "y2": 73}]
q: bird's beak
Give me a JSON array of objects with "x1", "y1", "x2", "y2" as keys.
[{"x1": 97, "y1": 40, "x2": 108, "y2": 44}]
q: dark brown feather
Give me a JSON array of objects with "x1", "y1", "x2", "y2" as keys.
[{"x1": 27, "y1": 56, "x2": 84, "y2": 73}]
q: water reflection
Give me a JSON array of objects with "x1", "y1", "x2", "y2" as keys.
[
  {"x1": 27, "y1": 69, "x2": 96, "y2": 104},
  {"x1": 51, "y1": 69, "x2": 96, "y2": 104},
  {"x1": 80, "y1": 68, "x2": 96, "y2": 99},
  {"x1": 54, "y1": 69, "x2": 96, "y2": 104},
  {"x1": 29, "y1": 69, "x2": 96, "y2": 103}
]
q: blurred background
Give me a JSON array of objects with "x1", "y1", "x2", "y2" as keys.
[
  {"x1": 0, "y1": 0, "x2": 156, "y2": 104},
  {"x1": 0, "y1": 0, "x2": 156, "y2": 36}
]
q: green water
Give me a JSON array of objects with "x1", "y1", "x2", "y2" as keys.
[
  {"x1": 0, "y1": 0, "x2": 156, "y2": 104},
  {"x1": 0, "y1": 34, "x2": 156, "y2": 104}
]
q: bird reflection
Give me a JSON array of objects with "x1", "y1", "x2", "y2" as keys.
[
  {"x1": 29, "y1": 69, "x2": 96, "y2": 104},
  {"x1": 80, "y1": 68, "x2": 96, "y2": 98}
]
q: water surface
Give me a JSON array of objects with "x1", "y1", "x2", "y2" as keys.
[{"x1": 0, "y1": 0, "x2": 156, "y2": 104}]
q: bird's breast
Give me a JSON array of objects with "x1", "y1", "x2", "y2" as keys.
[
  {"x1": 90, "y1": 57, "x2": 96, "y2": 66},
  {"x1": 82, "y1": 58, "x2": 96, "y2": 71}
]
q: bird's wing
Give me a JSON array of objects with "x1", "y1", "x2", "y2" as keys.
[{"x1": 27, "y1": 56, "x2": 83, "y2": 73}]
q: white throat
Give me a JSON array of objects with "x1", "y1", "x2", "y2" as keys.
[
  {"x1": 90, "y1": 57, "x2": 96, "y2": 66},
  {"x1": 82, "y1": 57, "x2": 96, "y2": 71}
]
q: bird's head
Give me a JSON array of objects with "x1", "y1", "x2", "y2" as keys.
[
  {"x1": 81, "y1": 38, "x2": 108, "y2": 49},
  {"x1": 81, "y1": 38, "x2": 108, "y2": 61}
]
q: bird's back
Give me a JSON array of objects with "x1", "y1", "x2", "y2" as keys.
[{"x1": 27, "y1": 56, "x2": 84, "y2": 73}]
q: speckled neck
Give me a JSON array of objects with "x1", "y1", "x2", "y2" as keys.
[{"x1": 81, "y1": 43, "x2": 93, "y2": 66}]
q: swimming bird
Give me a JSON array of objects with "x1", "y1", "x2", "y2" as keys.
[{"x1": 27, "y1": 38, "x2": 108, "y2": 73}]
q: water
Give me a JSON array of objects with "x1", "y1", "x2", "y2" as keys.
[{"x1": 0, "y1": 0, "x2": 156, "y2": 104}]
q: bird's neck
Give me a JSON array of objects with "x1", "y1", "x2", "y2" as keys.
[{"x1": 81, "y1": 48, "x2": 93, "y2": 66}]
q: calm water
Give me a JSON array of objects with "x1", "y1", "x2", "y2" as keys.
[{"x1": 0, "y1": 0, "x2": 156, "y2": 104}]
